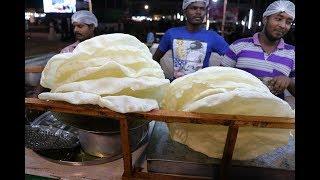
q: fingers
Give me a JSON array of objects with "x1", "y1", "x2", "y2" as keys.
[
  {"x1": 272, "y1": 76, "x2": 291, "y2": 94},
  {"x1": 267, "y1": 78, "x2": 276, "y2": 87},
  {"x1": 267, "y1": 79, "x2": 277, "y2": 94},
  {"x1": 263, "y1": 76, "x2": 291, "y2": 95},
  {"x1": 276, "y1": 79, "x2": 287, "y2": 93},
  {"x1": 273, "y1": 79, "x2": 282, "y2": 92},
  {"x1": 282, "y1": 79, "x2": 291, "y2": 91}
]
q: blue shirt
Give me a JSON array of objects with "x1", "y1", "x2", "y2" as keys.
[{"x1": 158, "y1": 26, "x2": 229, "y2": 79}]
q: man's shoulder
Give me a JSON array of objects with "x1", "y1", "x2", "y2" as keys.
[
  {"x1": 165, "y1": 26, "x2": 185, "y2": 33},
  {"x1": 60, "y1": 46, "x2": 70, "y2": 53},
  {"x1": 204, "y1": 29, "x2": 219, "y2": 35},
  {"x1": 284, "y1": 43, "x2": 295, "y2": 51},
  {"x1": 203, "y1": 30, "x2": 228, "y2": 43},
  {"x1": 231, "y1": 37, "x2": 254, "y2": 45},
  {"x1": 60, "y1": 41, "x2": 79, "y2": 53}
]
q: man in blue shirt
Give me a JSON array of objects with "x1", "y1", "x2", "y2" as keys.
[{"x1": 153, "y1": 0, "x2": 229, "y2": 79}]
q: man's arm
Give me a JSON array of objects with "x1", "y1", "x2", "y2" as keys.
[
  {"x1": 288, "y1": 63, "x2": 295, "y2": 97},
  {"x1": 212, "y1": 33, "x2": 229, "y2": 56},
  {"x1": 287, "y1": 78, "x2": 295, "y2": 97},
  {"x1": 153, "y1": 29, "x2": 171, "y2": 63},
  {"x1": 152, "y1": 48, "x2": 166, "y2": 63},
  {"x1": 220, "y1": 44, "x2": 237, "y2": 67},
  {"x1": 268, "y1": 76, "x2": 294, "y2": 97}
]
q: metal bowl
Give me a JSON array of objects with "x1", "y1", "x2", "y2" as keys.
[
  {"x1": 25, "y1": 53, "x2": 56, "y2": 87},
  {"x1": 78, "y1": 125, "x2": 149, "y2": 158},
  {"x1": 25, "y1": 72, "x2": 41, "y2": 87},
  {"x1": 51, "y1": 112, "x2": 149, "y2": 158}
]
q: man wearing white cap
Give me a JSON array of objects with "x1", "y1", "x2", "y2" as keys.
[
  {"x1": 153, "y1": 0, "x2": 229, "y2": 80},
  {"x1": 221, "y1": 0, "x2": 295, "y2": 99},
  {"x1": 60, "y1": 10, "x2": 98, "y2": 53},
  {"x1": 31, "y1": 10, "x2": 98, "y2": 97}
]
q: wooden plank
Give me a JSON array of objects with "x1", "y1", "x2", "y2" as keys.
[
  {"x1": 25, "y1": 66, "x2": 44, "y2": 73},
  {"x1": 25, "y1": 98, "x2": 126, "y2": 120},
  {"x1": 130, "y1": 110, "x2": 294, "y2": 125},
  {"x1": 133, "y1": 171, "x2": 211, "y2": 180},
  {"x1": 219, "y1": 125, "x2": 239, "y2": 180},
  {"x1": 25, "y1": 98, "x2": 295, "y2": 129},
  {"x1": 228, "y1": 165, "x2": 294, "y2": 180},
  {"x1": 120, "y1": 118, "x2": 133, "y2": 178},
  {"x1": 130, "y1": 111, "x2": 294, "y2": 129}
]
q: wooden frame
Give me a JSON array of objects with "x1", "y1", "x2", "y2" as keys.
[
  {"x1": 25, "y1": 66, "x2": 45, "y2": 73},
  {"x1": 25, "y1": 98, "x2": 294, "y2": 180},
  {"x1": 25, "y1": 66, "x2": 294, "y2": 179}
]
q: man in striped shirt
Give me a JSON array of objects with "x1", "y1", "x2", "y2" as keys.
[{"x1": 221, "y1": 0, "x2": 295, "y2": 99}]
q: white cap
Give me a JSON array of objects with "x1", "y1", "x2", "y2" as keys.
[
  {"x1": 182, "y1": 0, "x2": 209, "y2": 10},
  {"x1": 263, "y1": 0, "x2": 295, "y2": 20},
  {"x1": 71, "y1": 10, "x2": 98, "y2": 27}
]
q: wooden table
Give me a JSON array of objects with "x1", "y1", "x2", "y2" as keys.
[{"x1": 25, "y1": 98, "x2": 294, "y2": 180}]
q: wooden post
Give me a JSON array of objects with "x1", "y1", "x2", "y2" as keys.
[
  {"x1": 252, "y1": 0, "x2": 256, "y2": 32},
  {"x1": 221, "y1": 0, "x2": 228, "y2": 37},
  {"x1": 88, "y1": 0, "x2": 93, "y2": 12},
  {"x1": 120, "y1": 117, "x2": 133, "y2": 178},
  {"x1": 206, "y1": 12, "x2": 210, "y2": 30},
  {"x1": 220, "y1": 125, "x2": 239, "y2": 180}
]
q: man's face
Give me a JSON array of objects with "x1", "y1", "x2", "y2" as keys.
[
  {"x1": 185, "y1": 2, "x2": 206, "y2": 25},
  {"x1": 263, "y1": 12, "x2": 293, "y2": 41},
  {"x1": 73, "y1": 22, "x2": 95, "y2": 42}
]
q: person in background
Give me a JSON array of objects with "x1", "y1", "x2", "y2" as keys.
[
  {"x1": 25, "y1": 20, "x2": 31, "y2": 39},
  {"x1": 30, "y1": 10, "x2": 98, "y2": 97},
  {"x1": 221, "y1": 0, "x2": 295, "y2": 99},
  {"x1": 146, "y1": 28, "x2": 155, "y2": 47},
  {"x1": 60, "y1": 10, "x2": 98, "y2": 53},
  {"x1": 153, "y1": 0, "x2": 229, "y2": 80}
]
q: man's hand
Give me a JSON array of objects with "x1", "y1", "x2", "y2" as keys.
[
  {"x1": 267, "y1": 76, "x2": 291, "y2": 95},
  {"x1": 29, "y1": 85, "x2": 45, "y2": 98}
]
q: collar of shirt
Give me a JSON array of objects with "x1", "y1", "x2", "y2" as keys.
[
  {"x1": 253, "y1": 32, "x2": 285, "y2": 50},
  {"x1": 70, "y1": 41, "x2": 80, "y2": 48}
]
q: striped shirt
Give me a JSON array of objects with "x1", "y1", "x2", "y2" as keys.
[{"x1": 221, "y1": 33, "x2": 295, "y2": 78}]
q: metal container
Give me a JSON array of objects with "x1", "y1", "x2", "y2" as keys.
[
  {"x1": 51, "y1": 112, "x2": 149, "y2": 158},
  {"x1": 25, "y1": 72, "x2": 42, "y2": 86},
  {"x1": 25, "y1": 53, "x2": 56, "y2": 87},
  {"x1": 78, "y1": 122, "x2": 149, "y2": 158}
]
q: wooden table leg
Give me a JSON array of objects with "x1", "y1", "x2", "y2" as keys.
[
  {"x1": 220, "y1": 125, "x2": 239, "y2": 180},
  {"x1": 120, "y1": 118, "x2": 133, "y2": 179}
]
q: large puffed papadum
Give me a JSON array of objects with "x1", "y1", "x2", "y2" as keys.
[
  {"x1": 39, "y1": 33, "x2": 170, "y2": 113},
  {"x1": 162, "y1": 66, "x2": 294, "y2": 160}
]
